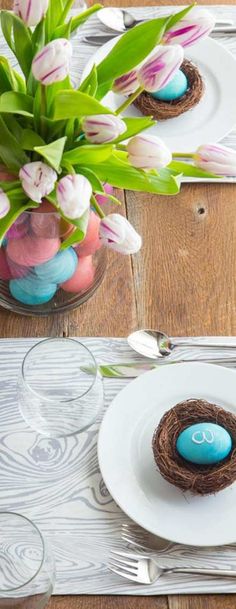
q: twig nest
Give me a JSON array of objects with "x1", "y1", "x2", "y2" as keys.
[
  {"x1": 133, "y1": 60, "x2": 204, "y2": 120},
  {"x1": 152, "y1": 399, "x2": 236, "y2": 495}
]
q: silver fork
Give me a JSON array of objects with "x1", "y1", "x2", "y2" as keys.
[
  {"x1": 121, "y1": 523, "x2": 172, "y2": 553},
  {"x1": 109, "y1": 550, "x2": 236, "y2": 584}
]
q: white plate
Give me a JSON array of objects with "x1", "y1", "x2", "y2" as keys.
[
  {"x1": 82, "y1": 37, "x2": 236, "y2": 153},
  {"x1": 98, "y1": 363, "x2": 236, "y2": 546}
]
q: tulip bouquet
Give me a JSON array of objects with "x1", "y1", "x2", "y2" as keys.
[{"x1": 0, "y1": 0, "x2": 235, "y2": 312}]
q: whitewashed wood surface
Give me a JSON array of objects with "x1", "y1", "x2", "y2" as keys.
[{"x1": 1, "y1": 337, "x2": 236, "y2": 595}]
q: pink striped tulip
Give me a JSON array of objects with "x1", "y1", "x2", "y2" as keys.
[
  {"x1": 99, "y1": 213, "x2": 142, "y2": 255},
  {"x1": 0, "y1": 189, "x2": 10, "y2": 219},
  {"x1": 81, "y1": 114, "x2": 126, "y2": 144},
  {"x1": 138, "y1": 45, "x2": 184, "y2": 92},
  {"x1": 57, "y1": 174, "x2": 92, "y2": 219},
  {"x1": 163, "y1": 8, "x2": 215, "y2": 48},
  {"x1": 32, "y1": 39, "x2": 72, "y2": 85},
  {"x1": 13, "y1": 0, "x2": 49, "y2": 26},
  {"x1": 113, "y1": 70, "x2": 139, "y2": 95},
  {"x1": 194, "y1": 144, "x2": 236, "y2": 176},
  {"x1": 127, "y1": 135, "x2": 172, "y2": 170},
  {"x1": 19, "y1": 162, "x2": 57, "y2": 203}
]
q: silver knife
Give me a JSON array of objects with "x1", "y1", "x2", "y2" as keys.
[
  {"x1": 98, "y1": 358, "x2": 236, "y2": 378},
  {"x1": 83, "y1": 26, "x2": 236, "y2": 46}
]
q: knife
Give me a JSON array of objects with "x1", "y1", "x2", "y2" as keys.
[
  {"x1": 83, "y1": 26, "x2": 236, "y2": 46},
  {"x1": 98, "y1": 358, "x2": 236, "y2": 378}
]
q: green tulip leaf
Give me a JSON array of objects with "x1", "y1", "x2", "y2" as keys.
[
  {"x1": 63, "y1": 144, "x2": 113, "y2": 166},
  {"x1": 96, "y1": 17, "x2": 169, "y2": 86},
  {"x1": 0, "y1": 92, "x2": 34, "y2": 116},
  {"x1": 114, "y1": 116, "x2": 155, "y2": 143},
  {"x1": 1, "y1": 11, "x2": 33, "y2": 78},
  {"x1": 166, "y1": 4, "x2": 195, "y2": 29},
  {"x1": 51, "y1": 90, "x2": 113, "y2": 120},
  {"x1": 169, "y1": 160, "x2": 219, "y2": 179},
  {"x1": 69, "y1": 4, "x2": 103, "y2": 33},
  {"x1": 86, "y1": 153, "x2": 180, "y2": 195},
  {"x1": 79, "y1": 65, "x2": 98, "y2": 97},
  {"x1": 34, "y1": 137, "x2": 67, "y2": 172},
  {"x1": 0, "y1": 116, "x2": 29, "y2": 171},
  {"x1": 60, "y1": 209, "x2": 90, "y2": 250},
  {"x1": 76, "y1": 167, "x2": 104, "y2": 193},
  {"x1": 0, "y1": 197, "x2": 38, "y2": 244},
  {"x1": 21, "y1": 130, "x2": 45, "y2": 151}
]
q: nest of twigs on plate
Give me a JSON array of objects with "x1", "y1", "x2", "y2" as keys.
[
  {"x1": 152, "y1": 399, "x2": 236, "y2": 495},
  {"x1": 133, "y1": 59, "x2": 204, "y2": 120}
]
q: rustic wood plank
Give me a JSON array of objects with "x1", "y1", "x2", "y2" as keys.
[
  {"x1": 169, "y1": 596, "x2": 236, "y2": 609},
  {"x1": 48, "y1": 596, "x2": 168, "y2": 609},
  {"x1": 126, "y1": 183, "x2": 236, "y2": 336}
]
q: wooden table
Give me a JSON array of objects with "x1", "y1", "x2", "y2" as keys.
[{"x1": 1, "y1": 0, "x2": 236, "y2": 607}]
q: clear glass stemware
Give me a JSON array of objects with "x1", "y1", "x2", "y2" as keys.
[
  {"x1": 17, "y1": 338, "x2": 104, "y2": 437},
  {"x1": 0, "y1": 512, "x2": 55, "y2": 609}
]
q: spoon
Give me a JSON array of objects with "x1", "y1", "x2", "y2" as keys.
[
  {"x1": 127, "y1": 329, "x2": 236, "y2": 359},
  {"x1": 97, "y1": 8, "x2": 234, "y2": 33}
]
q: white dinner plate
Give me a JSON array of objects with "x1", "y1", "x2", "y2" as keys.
[
  {"x1": 82, "y1": 37, "x2": 236, "y2": 152},
  {"x1": 98, "y1": 363, "x2": 236, "y2": 546}
]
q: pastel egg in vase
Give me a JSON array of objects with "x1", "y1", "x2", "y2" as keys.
[{"x1": 0, "y1": 202, "x2": 107, "y2": 316}]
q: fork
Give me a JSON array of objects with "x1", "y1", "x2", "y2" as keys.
[
  {"x1": 121, "y1": 523, "x2": 172, "y2": 553},
  {"x1": 109, "y1": 550, "x2": 236, "y2": 584}
]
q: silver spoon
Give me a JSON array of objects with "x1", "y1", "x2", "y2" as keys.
[
  {"x1": 97, "y1": 8, "x2": 234, "y2": 33},
  {"x1": 127, "y1": 329, "x2": 236, "y2": 359}
]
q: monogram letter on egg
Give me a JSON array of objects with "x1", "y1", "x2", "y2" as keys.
[{"x1": 176, "y1": 422, "x2": 232, "y2": 465}]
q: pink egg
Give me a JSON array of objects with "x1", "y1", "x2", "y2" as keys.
[
  {"x1": 0, "y1": 248, "x2": 11, "y2": 280},
  {"x1": 7, "y1": 215, "x2": 29, "y2": 240},
  {"x1": 74, "y1": 212, "x2": 101, "y2": 257},
  {"x1": 60, "y1": 256, "x2": 95, "y2": 293},
  {"x1": 7, "y1": 235, "x2": 61, "y2": 267},
  {"x1": 95, "y1": 183, "x2": 113, "y2": 206},
  {"x1": 0, "y1": 248, "x2": 29, "y2": 279},
  {"x1": 31, "y1": 201, "x2": 60, "y2": 238}
]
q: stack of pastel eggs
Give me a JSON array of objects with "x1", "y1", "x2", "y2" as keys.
[{"x1": 0, "y1": 206, "x2": 101, "y2": 306}]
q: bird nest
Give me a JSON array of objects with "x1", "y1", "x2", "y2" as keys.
[
  {"x1": 152, "y1": 399, "x2": 236, "y2": 495},
  {"x1": 133, "y1": 59, "x2": 204, "y2": 120}
]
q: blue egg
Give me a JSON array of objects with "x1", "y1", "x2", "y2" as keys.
[
  {"x1": 10, "y1": 275, "x2": 57, "y2": 305},
  {"x1": 152, "y1": 70, "x2": 188, "y2": 102},
  {"x1": 34, "y1": 248, "x2": 78, "y2": 284},
  {"x1": 1, "y1": 237, "x2": 7, "y2": 247},
  {"x1": 176, "y1": 422, "x2": 232, "y2": 465}
]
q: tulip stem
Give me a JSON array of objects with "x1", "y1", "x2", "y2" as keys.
[
  {"x1": 172, "y1": 152, "x2": 193, "y2": 158},
  {"x1": 62, "y1": 161, "x2": 76, "y2": 175},
  {"x1": 115, "y1": 86, "x2": 144, "y2": 115},
  {"x1": 40, "y1": 85, "x2": 47, "y2": 140},
  {"x1": 91, "y1": 195, "x2": 105, "y2": 219}
]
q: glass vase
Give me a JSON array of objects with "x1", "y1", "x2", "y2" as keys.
[{"x1": 0, "y1": 208, "x2": 106, "y2": 316}]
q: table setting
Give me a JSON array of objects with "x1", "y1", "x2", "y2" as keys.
[{"x1": 1, "y1": 1, "x2": 236, "y2": 609}]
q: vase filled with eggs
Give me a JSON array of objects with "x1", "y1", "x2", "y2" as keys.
[{"x1": 0, "y1": 1, "x2": 230, "y2": 315}]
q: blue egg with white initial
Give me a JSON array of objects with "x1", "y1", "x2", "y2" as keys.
[
  {"x1": 34, "y1": 248, "x2": 78, "y2": 284},
  {"x1": 151, "y1": 70, "x2": 188, "y2": 102},
  {"x1": 176, "y1": 422, "x2": 232, "y2": 465}
]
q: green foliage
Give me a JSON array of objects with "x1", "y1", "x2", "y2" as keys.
[
  {"x1": 51, "y1": 90, "x2": 112, "y2": 120},
  {"x1": 0, "y1": 1, "x2": 219, "y2": 245},
  {"x1": 1, "y1": 11, "x2": 33, "y2": 78},
  {"x1": 35, "y1": 137, "x2": 67, "y2": 171}
]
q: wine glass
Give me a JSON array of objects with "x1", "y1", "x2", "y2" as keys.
[
  {"x1": 17, "y1": 338, "x2": 104, "y2": 437},
  {"x1": 0, "y1": 512, "x2": 55, "y2": 609}
]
